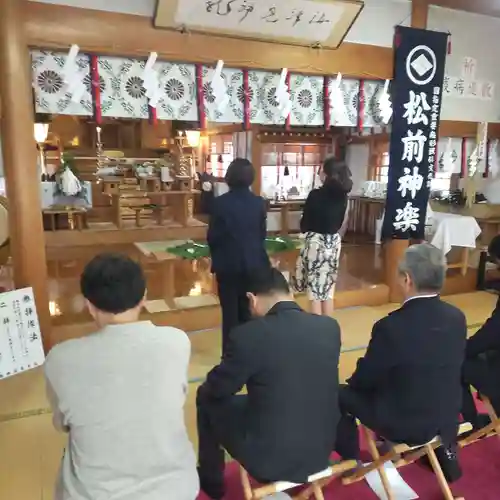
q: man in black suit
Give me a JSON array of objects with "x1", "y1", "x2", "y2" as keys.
[
  {"x1": 196, "y1": 268, "x2": 341, "y2": 500},
  {"x1": 336, "y1": 243, "x2": 467, "y2": 462},
  {"x1": 462, "y1": 235, "x2": 500, "y2": 427}
]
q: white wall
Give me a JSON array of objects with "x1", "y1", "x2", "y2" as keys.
[
  {"x1": 428, "y1": 6, "x2": 500, "y2": 123},
  {"x1": 344, "y1": 0, "x2": 411, "y2": 47}
]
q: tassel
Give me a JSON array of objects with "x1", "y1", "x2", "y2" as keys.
[
  {"x1": 394, "y1": 29, "x2": 401, "y2": 48},
  {"x1": 447, "y1": 34, "x2": 452, "y2": 55},
  {"x1": 460, "y1": 138, "x2": 467, "y2": 178}
]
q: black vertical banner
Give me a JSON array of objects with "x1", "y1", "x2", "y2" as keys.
[{"x1": 382, "y1": 26, "x2": 448, "y2": 240}]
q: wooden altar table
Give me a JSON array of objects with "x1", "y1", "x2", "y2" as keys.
[{"x1": 347, "y1": 196, "x2": 385, "y2": 237}]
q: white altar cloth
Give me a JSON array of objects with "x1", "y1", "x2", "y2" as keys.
[{"x1": 430, "y1": 212, "x2": 481, "y2": 255}]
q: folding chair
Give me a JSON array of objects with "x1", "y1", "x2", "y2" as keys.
[
  {"x1": 342, "y1": 422, "x2": 472, "y2": 500},
  {"x1": 239, "y1": 459, "x2": 358, "y2": 500},
  {"x1": 459, "y1": 395, "x2": 500, "y2": 447}
]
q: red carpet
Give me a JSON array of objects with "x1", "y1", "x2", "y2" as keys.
[{"x1": 198, "y1": 436, "x2": 500, "y2": 499}]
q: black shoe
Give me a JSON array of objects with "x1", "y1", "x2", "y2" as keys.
[
  {"x1": 461, "y1": 413, "x2": 492, "y2": 440},
  {"x1": 419, "y1": 445, "x2": 462, "y2": 483},
  {"x1": 197, "y1": 466, "x2": 225, "y2": 500},
  {"x1": 473, "y1": 413, "x2": 492, "y2": 431}
]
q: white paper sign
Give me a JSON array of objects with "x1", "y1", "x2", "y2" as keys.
[
  {"x1": 365, "y1": 461, "x2": 418, "y2": 500},
  {"x1": 461, "y1": 57, "x2": 477, "y2": 80},
  {"x1": 443, "y1": 75, "x2": 495, "y2": 101},
  {"x1": 174, "y1": 0, "x2": 344, "y2": 44},
  {"x1": 0, "y1": 287, "x2": 45, "y2": 379}
]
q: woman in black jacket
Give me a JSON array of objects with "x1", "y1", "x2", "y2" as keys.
[
  {"x1": 207, "y1": 158, "x2": 270, "y2": 353},
  {"x1": 293, "y1": 157, "x2": 352, "y2": 316}
]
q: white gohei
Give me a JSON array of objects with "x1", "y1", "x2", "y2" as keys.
[
  {"x1": 60, "y1": 167, "x2": 82, "y2": 196},
  {"x1": 331, "y1": 72, "x2": 348, "y2": 124},
  {"x1": 62, "y1": 44, "x2": 86, "y2": 104},
  {"x1": 442, "y1": 137, "x2": 454, "y2": 173},
  {"x1": 468, "y1": 145, "x2": 479, "y2": 176},
  {"x1": 211, "y1": 59, "x2": 230, "y2": 112},
  {"x1": 490, "y1": 139, "x2": 500, "y2": 178},
  {"x1": 142, "y1": 52, "x2": 162, "y2": 108},
  {"x1": 275, "y1": 68, "x2": 292, "y2": 119},
  {"x1": 379, "y1": 79, "x2": 393, "y2": 124}
]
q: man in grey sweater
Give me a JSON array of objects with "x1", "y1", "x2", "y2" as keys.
[{"x1": 45, "y1": 253, "x2": 198, "y2": 500}]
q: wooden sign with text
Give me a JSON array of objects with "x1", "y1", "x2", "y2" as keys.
[{"x1": 154, "y1": 0, "x2": 364, "y2": 49}]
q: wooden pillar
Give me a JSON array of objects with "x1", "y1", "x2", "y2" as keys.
[
  {"x1": 0, "y1": 0, "x2": 51, "y2": 349},
  {"x1": 385, "y1": 239, "x2": 409, "y2": 303},
  {"x1": 411, "y1": 0, "x2": 429, "y2": 29}
]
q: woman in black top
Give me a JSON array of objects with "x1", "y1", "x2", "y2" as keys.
[{"x1": 293, "y1": 157, "x2": 352, "y2": 316}]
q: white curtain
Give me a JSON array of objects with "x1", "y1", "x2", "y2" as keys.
[{"x1": 232, "y1": 131, "x2": 253, "y2": 163}]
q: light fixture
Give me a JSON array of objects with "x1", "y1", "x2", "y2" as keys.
[
  {"x1": 34, "y1": 123, "x2": 50, "y2": 178},
  {"x1": 34, "y1": 123, "x2": 49, "y2": 144},
  {"x1": 185, "y1": 130, "x2": 201, "y2": 148}
]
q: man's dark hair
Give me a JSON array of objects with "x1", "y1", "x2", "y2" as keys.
[
  {"x1": 225, "y1": 158, "x2": 255, "y2": 189},
  {"x1": 80, "y1": 253, "x2": 146, "y2": 314},
  {"x1": 488, "y1": 235, "x2": 500, "y2": 260},
  {"x1": 247, "y1": 268, "x2": 290, "y2": 296}
]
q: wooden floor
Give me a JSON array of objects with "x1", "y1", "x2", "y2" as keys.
[
  {"x1": 30, "y1": 241, "x2": 389, "y2": 340},
  {"x1": 0, "y1": 291, "x2": 496, "y2": 500},
  {"x1": 3, "y1": 238, "x2": 475, "y2": 339},
  {"x1": 0, "y1": 236, "x2": 478, "y2": 345}
]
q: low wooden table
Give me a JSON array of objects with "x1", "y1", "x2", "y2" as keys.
[
  {"x1": 134, "y1": 241, "x2": 184, "y2": 300},
  {"x1": 43, "y1": 207, "x2": 88, "y2": 231}
]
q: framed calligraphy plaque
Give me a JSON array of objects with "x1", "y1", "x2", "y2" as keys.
[
  {"x1": 382, "y1": 26, "x2": 448, "y2": 241},
  {"x1": 154, "y1": 0, "x2": 364, "y2": 49},
  {"x1": 0, "y1": 287, "x2": 45, "y2": 380}
]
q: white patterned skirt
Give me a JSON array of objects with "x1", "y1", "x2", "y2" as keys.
[{"x1": 292, "y1": 232, "x2": 342, "y2": 301}]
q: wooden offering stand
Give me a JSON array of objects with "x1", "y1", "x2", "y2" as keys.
[{"x1": 43, "y1": 205, "x2": 89, "y2": 231}]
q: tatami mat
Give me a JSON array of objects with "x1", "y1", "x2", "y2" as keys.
[{"x1": 0, "y1": 292, "x2": 497, "y2": 500}]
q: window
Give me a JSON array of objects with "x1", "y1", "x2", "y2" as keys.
[
  {"x1": 374, "y1": 152, "x2": 389, "y2": 184},
  {"x1": 374, "y1": 150, "x2": 452, "y2": 194},
  {"x1": 430, "y1": 170, "x2": 452, "y2": 195},
  {"x1": 205, "y1": 137, "x2": 234, "y2": 177}
]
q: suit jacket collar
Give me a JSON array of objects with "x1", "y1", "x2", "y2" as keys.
[
  {"x1": 401, "y1": 294, "x2": 440, "y2": 310},
  {"x1": 267, "y1": 301, "x2": 302, "y2": 316}
]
